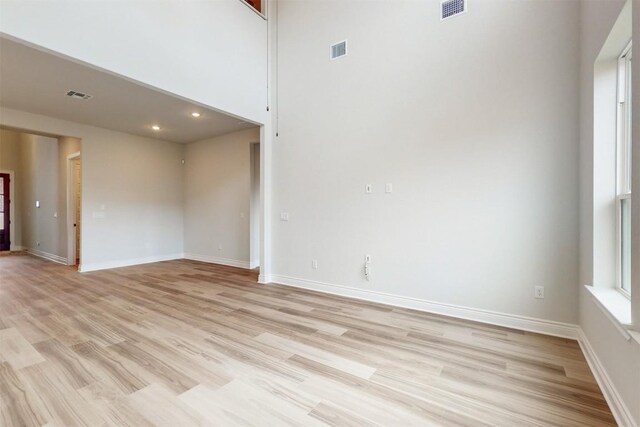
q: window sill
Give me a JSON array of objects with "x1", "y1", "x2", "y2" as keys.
[{"x1": 585, "y1": 285, "x2": 639, "y2": 343}]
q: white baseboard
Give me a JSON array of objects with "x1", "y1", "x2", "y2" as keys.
[
  {"x1": 29, "y1": 248, "x2": 629, "y2": 425},
  {"x1": 577, "y1": 329, "x2": 637, "y2": 427},
  {"x1": 269, "y1": 274, "x2": 637, "y2": 424},
  {"x1": 183, "y1": 253, "x2": 250, "y2": 269},
  {"x1": 269, "y1": 274, "x2": 579, "y2": 339},
  {"x1": 79, "y1": 253, "x2": 183, "y2": 272},
  {"x1": 21, "y1": 250, "x2": 633, "y2": 424},
  {"x1": 77, "y1": 253, "x2": 250, "y2": 273},
  {"x1": 27, "y1": 248, "x2": 68, "y2": 265},
  {"x1": 258, "y1": 273, "x2": 272, "y2": 284}
]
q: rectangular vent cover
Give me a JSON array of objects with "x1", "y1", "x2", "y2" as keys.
[
  {"x1": 441, "y1": 0, "x2": 466, "y2": 20},
  {"x1": 330, "y1": 40, "x2": 347, "y2": 60},
  {"x1": 66, "y1": 90, "x2": 93, "y2": 100}
]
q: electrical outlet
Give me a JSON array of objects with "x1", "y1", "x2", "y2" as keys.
[
  {"x1": 37, "y1": 242, "x2": 40, "y2": 247},
  {"x1": 280, "y1": 212, "x2": 289, "y2": 221},
  {"x1": 365, "y1": 184, "x2": 372, "y2": 194},
  {"x1": 312, "y1": 259, "x2": 318, "y2": 269},
  {"x1": 218, "y1": 244, "x2": 222, "y2": 251},
  {"x1": 534, "y1": 286, "x2": 545, "y2": 299}
]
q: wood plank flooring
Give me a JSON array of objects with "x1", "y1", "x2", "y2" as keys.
[{"x1": 0, "y1": 254, "x2": 615, "y2": 426}]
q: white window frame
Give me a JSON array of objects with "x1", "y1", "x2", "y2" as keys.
[{"x1": 616, "y1": 41, "x2": 632, "y2": 298}]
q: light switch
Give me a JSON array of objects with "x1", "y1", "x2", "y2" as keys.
[
  {"x1": 35, "y1": 201, "x2": 40, "y2": 208},
  {"x1": 385, "y1": 183, "x2": 393, "y2": 193},
  {"x1": 365, "y1": 184, "x2": 372, "y2": 194},
  {"x1": 53, "y1": 212, "x2": 58, "y2": 218},
  {"x1": 280, "y1": 212, "x2": 290, "y2": 221}
]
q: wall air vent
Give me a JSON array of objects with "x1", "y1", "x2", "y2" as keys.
[
  {"x1": 441, "y1": 0, "x2": 466, "y2": 20},
  {"x1": 66, "y1": 90, "x2": 93, "y2": 100},
  {"x1": 330, "y1": 40, "x2": 347, "y2": 60}
]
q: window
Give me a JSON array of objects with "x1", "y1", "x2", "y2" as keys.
[
  {"x1": 243, "y1": 0, "x2": 262, "y2": 14},
  {"x1": 616, "y1": 42, "x2": 632, "y2": 296}
]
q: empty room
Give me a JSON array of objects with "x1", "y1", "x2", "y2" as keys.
[{"x1": 0, "y1": 0, "x2": 638, "y2": 426}]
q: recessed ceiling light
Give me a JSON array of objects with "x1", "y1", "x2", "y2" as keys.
[
  {"x1": 152, "y1": 125, "x2": 161, "y2": 131},
  {"x1": 191, "y1": 112, "x2": 201, "y2": 118}
]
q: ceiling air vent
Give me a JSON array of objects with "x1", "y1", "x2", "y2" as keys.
[
  {"x1": 441, "y1": 0, "x2": 466, "y2": 20},
  {"x1": 330, "y1": 40, "x2": 347, "y2": 60},
  {"x1": 66, "y1": 90, "x2": 93, "y2": 100}
]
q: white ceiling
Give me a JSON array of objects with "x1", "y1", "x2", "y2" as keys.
[{"x1": 0, "y1": 38, "x2": 257, "y2": 143}]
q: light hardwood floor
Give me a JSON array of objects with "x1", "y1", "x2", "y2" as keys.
[{"x1": 0, "y1": 254, "x2": 615, "y2": 426}]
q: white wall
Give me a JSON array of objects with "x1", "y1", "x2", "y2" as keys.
[
  {"x1": 0, "y1": 129, "x2": 22, "y2": 248},
  {"x1": 271, "y1": 0, "x2": 580, "y2": 325},
  {"x1": 0, "y1": 129, "x2": 20, "y2": 171},
  {"x1": 0, "y1": 107, "x2": 185, "y2": 270},
  {"x1": 578, "y1": 1, "x2": 640, "y2": 425},
  {"x1": 0, "y1": 0, "x2": 267, "y2": 124},
  {"x1": 184, "y1": 128, "x2": 260, "y2": 267},
  {"x1": 250, "y1": 142, "x2": 261, "y2": 268},
  {"x1": 18, "y1": 133, "x2": 61, "y2": 259}
]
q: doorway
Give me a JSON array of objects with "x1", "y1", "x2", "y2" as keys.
[
  {"x1": 0, "y1": 172, "x2": 11, "y2": 251},
  {"x1": 249, "y1": 142, "x2": 260, "y2": 269},
  {"x1": 66, "y1": 152, "x2": 81, "y2": 266}
]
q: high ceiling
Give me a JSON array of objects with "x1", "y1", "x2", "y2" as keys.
[{"x1": 0, "y1": 38, "x2": 257, "y2": 143}]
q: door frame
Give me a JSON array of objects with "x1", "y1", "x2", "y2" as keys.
[
  {"x1": 0, "y1": 170, "x2": 15, "y2": 251},
  {"x1": 66, "y1": 151, "x2": 81, "y2": 265}
]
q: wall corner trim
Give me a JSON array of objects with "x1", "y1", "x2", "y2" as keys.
[
  {"x1": 578, "y1": 329, "x2": 638, "y2": 427},
  {"x1": 269, "y1": 274, "x2": 579, "y2": 339},
  {"x1": 258, "y1": 273, "x2": 272, "y2": 284}
]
